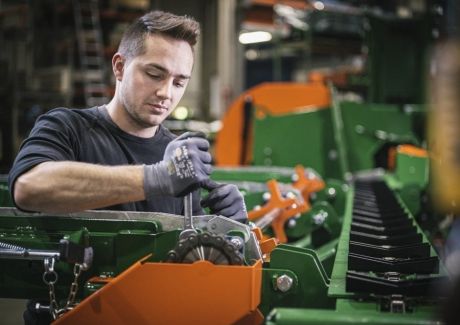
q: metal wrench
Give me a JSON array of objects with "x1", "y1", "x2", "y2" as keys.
[{"x1": 179, "y1": 192, "x2": 198, "y2": 239}]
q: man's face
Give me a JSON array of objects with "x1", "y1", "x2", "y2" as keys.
[{"x1": 117, "y1": 34, "x2": 194, "y2": 129}]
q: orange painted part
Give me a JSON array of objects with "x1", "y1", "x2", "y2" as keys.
[
  {"x1": 248, "y1": 180, "x2": 307, "y2": 243},
  {"x1": 292, "y1": 165, "x2": 326, "y2": 207},
  {"x1": 234, "y1": 308, "x2": 265, "y2": 325},
  {"x1": 54, "y1": 259, "x2": 263, "y2": 325},
  {"x1": 387, "y1": 147, "x2": 397, "y2": 171},
  {"x1": 251, "y1": 227, "x2": 277, "y2": 256},
  {"x1": 259, "y1": 238, "x2": 278, "y2": 256},
  {"x1": 397, "y1": 144, "x2": 429, "y2": 158},
  {"x1": 86, "y1": 276, "x2": 113, "y2": 284},
  {"x1": 215, "y1": 82, "x2": 330, "y2": 166},
  {"x1": 388, "y1": 145, "x2": 428, "y2": 171}
]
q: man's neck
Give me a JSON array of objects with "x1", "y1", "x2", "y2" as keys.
[{"x1": 105, "y1": 99, "x2": 158, "y2": 138}]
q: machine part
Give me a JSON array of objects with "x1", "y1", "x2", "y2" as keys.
[
  {"x1": 43, "y1": 257, "x2": 61, "y2": 319},
  {"x1": 54, "y1": 257, "x2": 263, "y2": 325},
  {"x1": 276, "y1": 274, "x2": 294, "y2": 293},
  {"x1": 292, "y1": 165, "x2": 325, "y2": 207},
  {"x1": 179, "y1": 193, "x2": 198, "y2": 240},
  {"x1": 0, "y1": 207, "x2": 262, "y2": 263},
  {"x1": 214, "y1": 82, "x2": 330, "y2": 166},
  {"x1": 0, "y1": 240, "x2": 61, "y2": 261},
  {"x1": 42, "y1": 256, "x2": 88, "y2": 319},
  {"x1": 248, "y1": 179, "x2": 308, "y2": 243},
  {"x1": 166, "y1": 232, "x2": 244, "y2": 265},
  {"x1": 254, "y1": 208, "x2": 283, "y2": 230}
]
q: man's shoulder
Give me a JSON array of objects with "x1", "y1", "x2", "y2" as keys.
[
  {"x1": 43, "y1": 106, "x2": 99, "y2": 121},
  {"x1": 37, "y1": 107, "x2": 102, "y2": 132}
]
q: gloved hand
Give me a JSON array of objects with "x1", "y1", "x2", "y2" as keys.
[
  {"x1": 201, "y1": 179, "x2": 248, "y2": 224},
  {"x1": 144, "y1": 131, "x2": 212, "y2": 198}
]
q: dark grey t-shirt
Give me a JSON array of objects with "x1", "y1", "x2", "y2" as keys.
[{"x1": 8, "y1": 106, "x2": 203, "y2": 215}]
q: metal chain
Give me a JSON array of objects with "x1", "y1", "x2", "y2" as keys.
[
  {"x1": 42, "y1": 257, "x2": 60, "y2": 320},
  {"x1": 65, "y1": 263, "x2": 83, "y2": 309},
  {"x1": 42, "y1": 259, "x2": 86, "y2": 319}
]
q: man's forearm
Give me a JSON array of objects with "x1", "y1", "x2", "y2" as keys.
[{"x1": 13, "y1": 161, "x2": 145, "y2": 213}]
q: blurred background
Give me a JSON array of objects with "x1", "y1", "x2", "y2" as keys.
[{"x1": 0, "y1": 0, "x2": 450, "y2": 173}]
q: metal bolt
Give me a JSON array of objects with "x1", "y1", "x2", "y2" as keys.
[
  {"x1": 230, "y1": 237, "x2": 244, "y2": 250},
  {"x1": 287, "y1": 218, "x2": 297, "y2": 229},
  {"x1": 313, "y1": 210, "x2": 328, "y2": 225},
  {"x1": 276, "y1": 274, "x2": 293, "y2": 293},
  {"x1": 327, "y1": 188, "x2": 336, "y2": 197},
  {"x1": 286, "y1": 192, "x2": 296, "y2": 199},
  {"x1": 291, "y1": 174, "x2": 299, "y2": 182},
  {"x1": 262, "y1": 192, "x2": 271, "y2": 201}
]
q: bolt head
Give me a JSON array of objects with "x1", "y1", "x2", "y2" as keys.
[{"x1": 276, "y1": 274, "x2": 293, "y2": 292}]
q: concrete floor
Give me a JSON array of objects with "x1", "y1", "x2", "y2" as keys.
[{"x1": 0, "y1": 299, "x2": 26, "y2": 325}]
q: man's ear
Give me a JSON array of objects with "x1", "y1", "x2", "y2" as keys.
[{"x1": 112, "y1": 53, "x2": 125, "y2": 81}]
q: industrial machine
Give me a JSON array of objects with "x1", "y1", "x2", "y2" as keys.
[{"x1": 0, "y1": 168, "x2": 448, "y2": 324}]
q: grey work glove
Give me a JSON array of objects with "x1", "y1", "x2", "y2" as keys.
[
  {"x1": 144, "y1": 131, "x2": 212, "y2": 198},
  {"x1": 201, "y1": 179, "x2": 248, "y2": 224}
]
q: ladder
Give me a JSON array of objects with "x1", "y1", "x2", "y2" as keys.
[{"x1": 73, "y1": 0, "x2": 109, "y2": 107}]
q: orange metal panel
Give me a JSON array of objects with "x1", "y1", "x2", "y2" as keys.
[{"x1": 55, "y1": 259, "x2": 263, "y2": 325}]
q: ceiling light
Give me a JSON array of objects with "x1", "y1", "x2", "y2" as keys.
[
  {"x1": 313, "y1": 1, "x2": 325, "y2": 10},
  {"x1": 238, "y1": 31, "x2": 272, "y2": 45}
]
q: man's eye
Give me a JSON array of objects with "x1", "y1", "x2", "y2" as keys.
[
  {"x1": 147, "y1": 72, "x2": 161, "y2": 79},
  {"x1": 174, "y1": 82, "x2": 185, "y2": 88}
]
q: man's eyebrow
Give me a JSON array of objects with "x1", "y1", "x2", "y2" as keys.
[{"x1": 145, "y1": 63, "x2": 191, "y2": 79}]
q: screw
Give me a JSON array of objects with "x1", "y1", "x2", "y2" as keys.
[
  {"x1": 262, "y1": 192, "x2": 271, "y2": 201},
  {"x1": 230, "y1": 237, "x2": 244, "y2": 250},
  {"x1": 287, "y1": 218, "x2": 297, "y2": 228},
  {"x1": 276, "y1": 274, "x2": 293, "y2": 293}
]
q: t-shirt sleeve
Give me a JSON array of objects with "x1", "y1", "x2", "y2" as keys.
[{"x1": 8, "y1": 108, "x2": 79, "y2": 205}]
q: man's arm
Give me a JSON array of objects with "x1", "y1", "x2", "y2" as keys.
[
  {"x1": 14, "y1": 161, "x2": 145, "y2": 213},
  {"x1": 13, "y1": 131, "x2": 213, "y2": 214}
]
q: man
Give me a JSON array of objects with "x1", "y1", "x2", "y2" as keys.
[
  {"x1": 8, "y1": 10, "x2": 246, "y2": 324},
  {"x1": 8, "y1": 10, "x2": 246, "y2": 221}
]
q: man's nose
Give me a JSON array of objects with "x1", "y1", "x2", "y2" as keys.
[{"x1": 156, "y1": 79, "x2": 173, "y2": 100}]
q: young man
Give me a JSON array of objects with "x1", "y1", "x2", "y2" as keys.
[{"x1": 8, "y1": 11, "x2": 246, "y2": 222}]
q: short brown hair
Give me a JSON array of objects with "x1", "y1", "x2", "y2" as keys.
[{"x1": 118, "y1": 10, "x2": 200, "y2": 61}]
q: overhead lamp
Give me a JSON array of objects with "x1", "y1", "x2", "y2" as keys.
[
  {"x1": 238, "y1": 31, "x2": 272, "y2": 45},
  {"x1": 313, "y1": 1, "x2": 325, "y2": 10}
]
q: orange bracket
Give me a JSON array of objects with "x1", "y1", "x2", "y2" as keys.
[
  {"x1": 248, "y1": 179, "x2": 307, "y2": 243},
  {"x1": 292, "y1": 165, "x2": 325, "y2": 208},
  {"x1": 251, "y1": 227, "x2": 277, "y2": 258}
]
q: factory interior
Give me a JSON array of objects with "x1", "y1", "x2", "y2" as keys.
[{"x1": 1, "y1": 0, "x2": 460, "y2": 324}]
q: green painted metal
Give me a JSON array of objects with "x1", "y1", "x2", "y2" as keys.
[
  {"x1": 0, "y1": 211, "x2": 174, "y2": 300},
  {"x1": 394, "y1": 151, "x2": 429, "y2": 189},
  {"x1": 252, "y1": 107, "x2": 340, "y2": 178},
  {"x1": 212, "y1": 166, "x2": 296, "y2": 184},
  {"x1": 251, "y1": 102, "x2": 424, "y2": 181},
  {"x1": 259, "y1": 244, "x2": 335, "y2": 316},
  {"x1": 330, "y1": 85, "x2": 351, "y2": 180},
  {"x1": 339, "y1": 102, "x2": 422, "y2": 173},
  {"x1": 313, "y1": 179, "x2": 349, "y2": 216},
  {"x1": 265, "y1": 306, "x2": 440, "y2": 325}
]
